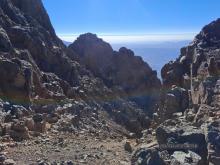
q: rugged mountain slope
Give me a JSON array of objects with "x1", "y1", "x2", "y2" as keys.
[
  {"x1": 0, "y1": 0, "x2": 162, "y2": 159},
  {"x1": 68, "y1": 33, "x2": 161, "y2": 115},
  {"x1": 160, "y1": 19, "x2": 220, "y2": 118},
  {"x1": 132, "y1": 19, "x2": 220, "y2": 165},
  {"x1": 0, "y1": 1, "x2": 166, "y2": 164},
  {"x1": 2, "y1": 0, "x2": 220, "y2": 164},
  {"x1": 161, "y1": 20, "x2": 220, "y2": 165}
]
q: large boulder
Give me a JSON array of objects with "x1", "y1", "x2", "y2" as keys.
[
  {"x1": 156, "y1": 119, "x2": 208, "y2": 164},
  {"x1": 206, "y1": 119, "x2": 220, "y2": 165},
  {"x1": 158, "y1": 86, "x2": 189, "y2": 122}
]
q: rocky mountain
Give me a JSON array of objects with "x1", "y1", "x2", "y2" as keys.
[
  {"x1": 1, "y1": 0, "x2": 220, "y2": 164},
  {"x1": 68, "y1": 33, "x2": 161, "y2": 115},
  {"x1": 0, "y1": 0, "x2": 163, "y2": 164},
  {"x1": 133, "y1": 18, "x2": 220, "y2": 165}
]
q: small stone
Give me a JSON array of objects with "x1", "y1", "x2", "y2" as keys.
[
  {"x1": 54, "y1": 148, "x2": 61, "y2": 152},
  {"x1": 4, "y1": 159, "x2": 16, "y2": 165},
  {"x1": 25, "y1": 118, "x2": 35, "y2": 131},
  {"x1": 33, "y1": 114, "x2": 44, "y2": 123},
  {"x1": 0, "y1": 154, "x2": 6, "y2": 162},
  {"x1": 95, "y1": 154, "x2": 100, "y2": 159},
  {"x1": 124, "y1": 141, "x2": 132, "y2": 153},
  {"x1": 129, "y1": 133, "x2": 136, "y2": 138},
  {"x1": 66, "y1": 160, "x2": 74, "y2": 165},
  {"x1": 37, "y1": 160, "x2": 50, "y2": 165}
]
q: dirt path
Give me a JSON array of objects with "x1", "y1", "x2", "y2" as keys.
[{"x1": 5, "y1": 131, "x2": 133, "y2": 165}]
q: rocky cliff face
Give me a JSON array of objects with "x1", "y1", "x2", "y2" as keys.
[
  {"x1": 68, "y1": 33, "x2": 161, "y2": 115},
  {"x1": 143, "y1": 19, "x2": 220, "y2": 165},
  {"x1": 160, "y1": 19, "x2": 220, "y2": 116}
]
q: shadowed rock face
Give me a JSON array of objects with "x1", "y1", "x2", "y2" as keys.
[
  {"x1": 195, "y1": 18, "x2": 220, "y2": 48},
  {"x1": 68, "y1": 33, "x2": 115, "y2": 83},
  {"x1": 69, "y1": 33, "x2": 161, "y2": 89},
  {"x1": 0, "y1": 0, "x2": 87, "y2": 89},
  {"x1": 68, "y1": 33, "x2": 161, "y2": 115},
  {"x1": 10, "y1": 0, "x2": 55, "y2": 33}
]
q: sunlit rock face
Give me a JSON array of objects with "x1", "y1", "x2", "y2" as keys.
[
  {"x1": 162, "y1": 19, "x2": 220, "y2": 89},
  {"x1": 154, "y1": 18, "x2": 220, "y2": 165},
  {"x1": 158, "y1": 19, "x2": 220, "y2": 123}
]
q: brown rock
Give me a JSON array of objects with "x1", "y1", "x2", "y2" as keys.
[
  {"x1": 10, "y1": 121, "x2": 29, "y2": 141},
  {"x1": 124, "y1": 141, "x2": 132, "y2": 153},
  {"x1": 34, "y1": 121, "x2": 47, "y2": 133},
  {"x1": 25, "y1": 118, "x2": 35, "y2": 131}
]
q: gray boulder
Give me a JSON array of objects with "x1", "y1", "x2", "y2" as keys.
[{"x1": 156, "y1": 119, "x2": 208, "y2": 163}]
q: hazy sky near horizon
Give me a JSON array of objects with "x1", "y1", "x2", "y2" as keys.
[{"x1": 42, "y1": 0, "x2": 220, "y2": 43}]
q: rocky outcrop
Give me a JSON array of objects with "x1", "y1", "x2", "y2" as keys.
[
  {"x1": 156, "y1": 119, "x2": 208, "y2": 162},
  {"x1": 68, "y1": 33, "x2": 114, "y2": 80},
  {"x1": 162, "y1": 19, "x2": 220, "y2": 89},
  {"x1": 157, "y1": 86, "x2": 189, "y2": 121},
  {"x1": 159, "y1": 19, "x2": 220, "y2": 123},
  {"x1": 195, "y1": 18, "x2": 220, "y2": 48},
  {"x1": 0, "y1": 0, "x2": 80, "y2": 101},
  {"x1": 154, "y1": 18, "x2": 220, "y2": 165},
  {"x1": 68, "y1": 33, "x2": 161, "y2": 115}
]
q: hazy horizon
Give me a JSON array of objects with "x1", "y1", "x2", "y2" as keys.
[{"x1": 58, "y1": 33, "x2": 195, "y2": 44}]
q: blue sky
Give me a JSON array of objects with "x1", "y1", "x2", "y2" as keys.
[{"x1": 42, "y1": 0, "x2": 220, "y2": 43}]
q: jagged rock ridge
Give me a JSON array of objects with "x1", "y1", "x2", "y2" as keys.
[
  {"x1": 136, "y1": 18, "x2": 220, "y2": 165},
  {"x1": 68, "y1": 33, "x2": 161, "y2": 115}
]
